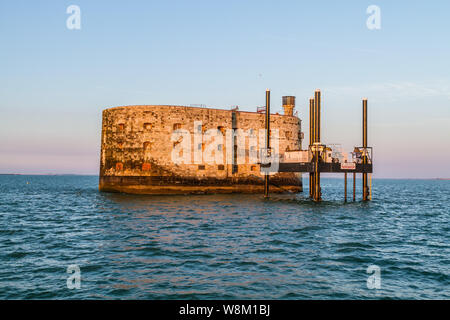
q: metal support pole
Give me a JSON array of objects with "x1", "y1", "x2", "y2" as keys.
[
  {"x1": 344, "y1": 172, "x2": 347, "y2": 202},
  {"x1": 313, "y1": 89, "x2": 321, "y2": 202},
  {"x1": 362, "y1": 98, "x2": 369, "y2": 201},
  {"x1": 316, "y1": 90, "x2": 321, "y2": 143},
  {"x1": 264, "y1": 89, "x2": 270, "y2": 198},
  {"x1": 353, "y1": 172, "x2": 356, "y2": 201},
  {"x1": 309, "y1": 98, "x2": 314, "y2": 198}
]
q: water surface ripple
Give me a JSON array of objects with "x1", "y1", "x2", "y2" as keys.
[{"x1": 0, "y1": 175, "x2": 448, "y2": 299}]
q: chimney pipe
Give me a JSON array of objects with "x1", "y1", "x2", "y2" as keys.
[{"x1": 282, "y1": 96, "x2": 295, "y2": 116}]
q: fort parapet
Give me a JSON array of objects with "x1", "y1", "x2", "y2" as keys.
[{"x1": 99, "y1": 104, "x2": 303, "y2": 194}]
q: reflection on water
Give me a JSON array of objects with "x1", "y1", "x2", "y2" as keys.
[{"x1": 0, "y1": 175, "x2": 449, "y2": 299}]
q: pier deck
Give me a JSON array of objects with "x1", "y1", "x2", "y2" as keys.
[{"x1": 275, "y1": 163, "x2": 373, "y2": 174}]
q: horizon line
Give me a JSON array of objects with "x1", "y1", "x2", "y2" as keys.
[{"x1": 1, "y1": 173, "x2": 449, "y2": 180}]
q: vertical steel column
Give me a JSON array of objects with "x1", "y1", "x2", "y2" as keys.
[
  {"x1": 316, "y1": 90, "x2": 321, "y2": 143},
  {"x1": 313, "y1": 89, "x2": 321, "y2": 202},
  {"x1": 362, "y1": 98, "x2": 369, "y2": 201},
  {"x1": 353, "y1": 172, "x2": 356, "y2": 201},
  {"x1": 344, "y1": 172, "x2": 347, "y2": 202},
  {"x1": 264, "y1": 89, "x2": 270, "y2": 198},
  {"x1": 309, "y1": 98, "x2": 314, "y2": 198}
]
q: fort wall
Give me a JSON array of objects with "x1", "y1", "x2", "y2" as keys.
[{"x1": 99, "y1": 105, "x2": 303, "y2": 194}]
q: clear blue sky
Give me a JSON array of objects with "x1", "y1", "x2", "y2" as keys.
[{"x1": 1, "y1": 0, "x2": 449, "y2": 178}]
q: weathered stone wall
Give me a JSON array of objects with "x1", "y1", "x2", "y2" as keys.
[{"x1": 99, "y1": 105, "x2": 303, "y2": 194}]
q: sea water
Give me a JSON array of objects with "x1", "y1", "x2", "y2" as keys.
[{"x1": 0, "y1": 175, "x2": 448, "y2": 299}]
